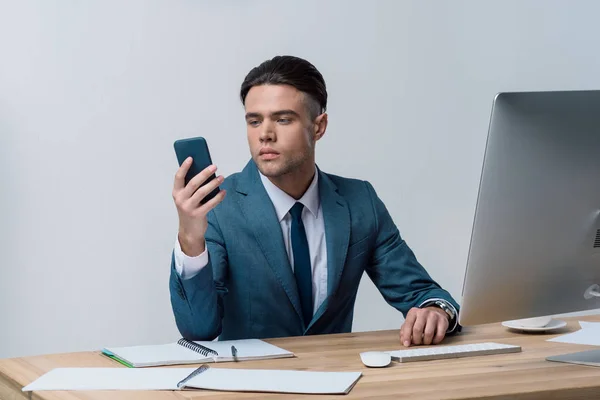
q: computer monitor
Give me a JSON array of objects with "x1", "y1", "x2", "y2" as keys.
[{"x1": 460, "y1": 90, "x2": 600, "y2": 331}]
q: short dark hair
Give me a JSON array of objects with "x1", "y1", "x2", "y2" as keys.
[{"x1": 240, "y1": 55, "x2": 327, "y2": 119}]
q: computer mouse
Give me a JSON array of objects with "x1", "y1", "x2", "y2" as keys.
[{"x1": 359, "y1": 351, "x2": 392, "y2": 368}]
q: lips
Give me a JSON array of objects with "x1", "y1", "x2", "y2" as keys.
[
  {"x1": 259, "y1": 148, "x2": 280, "y2": 161},
  {"x1": 259, "y1": 148, "x2": 279, "y2": 156}
]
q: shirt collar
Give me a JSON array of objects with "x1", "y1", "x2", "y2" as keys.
[{"x1": 259, "y1": 168, "x2": 320, "y2": 221}]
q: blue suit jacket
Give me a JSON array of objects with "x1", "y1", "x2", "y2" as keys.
[{"x1": 170, "y1": 160, "x2": 459, "y2": 340}]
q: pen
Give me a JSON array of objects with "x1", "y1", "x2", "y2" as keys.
[
  {"x1": 231, "y1": 345, "x2": 238, "y2": 361},
  {"x1": 176, "y1": 364, "x2": 209, "y2": 389}
]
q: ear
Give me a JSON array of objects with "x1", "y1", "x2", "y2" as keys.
[{"x1": 313, "y1": 113, "x2": 328, "y2": 142}]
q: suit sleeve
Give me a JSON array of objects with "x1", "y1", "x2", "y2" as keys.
[
  {"x1": 169, "y1": 210, "x2": 229, "y2": 340},
  {"x1": 363, "y1": 181, "x2": 461, "y2": 318}
]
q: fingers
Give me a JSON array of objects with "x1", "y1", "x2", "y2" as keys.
[
  {"x1": 181, "y1": 164, "x2": 218, "y2": 199},
  {"x1": 433, "y1": 316, "x2": 449, "y2": 345},
  {"x1": 173, "y1": 157, "x2": 193, "y2": 192},
  {"x1": 412, "y1": 313, "x2": 427, "y2": 346},
  {"x1": 195, "y1": 188, "x2": 227, "y2": 216},
  {"x1": 189, "y1": 175, "x2": 224, "y2": 207},
  {"x1": 401, "y1": 307, "x2": 450, "y2": 347},
  {"x1": 400, "y1": 309, "x2": 417, "y2": 347},
  {"x1": 174, "y1": 163, "x2": 224, "y2": 217},
  {"x1": 422, "y1": 312, "x2": 438, "y2": 345}
]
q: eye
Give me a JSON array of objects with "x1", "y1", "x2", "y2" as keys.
[
  {"x1": 277, "y1": 118, "x2": 291, "y2": 124},
  {"x1": 248, "y1": 120, "x2": 260, "y2": 127}
]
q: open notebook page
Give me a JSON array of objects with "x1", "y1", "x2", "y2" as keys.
[
  {"x1": 104, "y1": 343, "x2": 203, "y2": 367},
  {"x1": 195, "y1": 338, "x2": 294, "y2": 361},
  {"x1": 187, "y1": 368, "x2": 362, "y2": 394},
  {"x1": 23, "y1": 368, "x2": 189, "y2": 391},
  {"x1": 104, "y1": 339, "x2": 294, "y2": 367},
  {"x1": 23, "y1": 367, "x2": 362, "y2": 394}
]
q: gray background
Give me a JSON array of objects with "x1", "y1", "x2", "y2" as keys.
[{"x1": 1, "y1": 0, "x2": 599, "y2": 358}]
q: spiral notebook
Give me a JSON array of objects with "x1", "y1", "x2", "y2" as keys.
[
  {"x1": 22, "y1": 366, "x2": 362, "y2": 394},
  {"x1": 102, "y1": 338, "x2": 294, "y2": 367}
]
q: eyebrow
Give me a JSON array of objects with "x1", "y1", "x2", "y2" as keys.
[{"x1": 245, "y1": 110, "x2": 301, "y2": 120}]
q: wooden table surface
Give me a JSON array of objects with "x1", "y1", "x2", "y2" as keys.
[{"x1": 2, "y1": 316, "x2": 600, "y2": 399}]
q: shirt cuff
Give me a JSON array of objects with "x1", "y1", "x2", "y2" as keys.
[
  {"x1": 419, "y1": 298, "x2": 459, "y2": 333},
  {"x1": 173, "y1": 236, "x2": 209, "y2": 280}
]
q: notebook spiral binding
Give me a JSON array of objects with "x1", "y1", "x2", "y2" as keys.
[
  {"x1": 177, "y1": 364, "x2": 210, "y2": 388},
  {"x1": 177, "y1": 338, "x2": 219, "y2": 357}
]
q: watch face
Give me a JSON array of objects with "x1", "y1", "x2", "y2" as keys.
[{"x1": 435, "y1": 301, "x2": 455, "y2": 320}]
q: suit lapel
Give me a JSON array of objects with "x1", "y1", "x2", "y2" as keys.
[
  {"x1": 235, "y1": 161, "x2": 304, "y2": 324},
  {"x1": 307, "y1": 169, "x2": 350, "y2": 330}
]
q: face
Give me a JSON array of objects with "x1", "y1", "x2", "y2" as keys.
[{"x1": 244, "y1": 84, "x2": 327, "y2": 178}]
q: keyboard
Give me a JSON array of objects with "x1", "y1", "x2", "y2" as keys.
[{"x1": 386, "y1": 342, "x2": 521, "y2": 363}]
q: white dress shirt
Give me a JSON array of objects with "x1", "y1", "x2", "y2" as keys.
[{"x1": 174, "y1": 169, "x2": 328, "y2": 316}]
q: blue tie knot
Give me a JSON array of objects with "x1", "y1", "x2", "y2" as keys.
[{"x1": 290, "y1": 202, "x2": 304, "y2": 221}]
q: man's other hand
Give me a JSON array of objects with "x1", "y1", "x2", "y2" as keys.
[{"x1": 399, "y1": 307, "x2": 449, "y2": 347}]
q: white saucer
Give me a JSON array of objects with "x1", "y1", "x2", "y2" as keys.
[{"x1": 502, "y1": 319, "x2": 567, "y2": 332}]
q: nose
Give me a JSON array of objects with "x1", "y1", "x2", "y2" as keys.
[{"x1": 259, "y1": 120, "x2": 276, "y2": 143}]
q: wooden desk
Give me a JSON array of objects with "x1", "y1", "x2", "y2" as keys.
[{"x1": 2, "y1": 316, "x2": 600, "y2": 399}]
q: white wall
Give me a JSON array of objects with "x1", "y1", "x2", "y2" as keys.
[{"x1": 1, "y1": 0, "x2": 600, "y2": 359}]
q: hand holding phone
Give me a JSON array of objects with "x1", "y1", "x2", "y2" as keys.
[
  {"x1": 174, "y1": 137, "x2": 221, "y2": 204},
  {"x1": 172, "y1": 137, "x2": 226, "y2": 256}
]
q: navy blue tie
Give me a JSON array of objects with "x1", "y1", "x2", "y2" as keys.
[{"x1": 290, "y1": 202, "x2": 313, "y2": 327}]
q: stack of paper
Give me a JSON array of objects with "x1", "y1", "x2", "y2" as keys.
[{"x1": 547, "y1": 321, "x2": 600, "y2": 346}]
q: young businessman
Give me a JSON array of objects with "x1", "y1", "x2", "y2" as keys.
[{"x1": 170, "y1": 55, "x2": 460, "y2": 347}]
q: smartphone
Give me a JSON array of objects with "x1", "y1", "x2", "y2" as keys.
[{"x1": 173, "y1": 136, "x2": 220, "y2": 204}]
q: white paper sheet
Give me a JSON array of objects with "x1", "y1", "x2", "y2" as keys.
[
  {"x1": 578, "y1": 321, "x2": 600, "y2": 330},
  {"x1": 547, "y1": 320, "x2": 600, "y2": 346}
]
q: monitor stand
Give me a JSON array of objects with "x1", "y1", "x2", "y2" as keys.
[
  {"x1": 546, "y1": 285, "x2": 600, "y2": 366},
  {"x1": 547, "y1": 349, "x2": 600, "y2": 367}
]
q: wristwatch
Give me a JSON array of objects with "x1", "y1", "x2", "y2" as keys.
[{"x1": 431, "y1": 300, "x2": 456, "y2": 321}]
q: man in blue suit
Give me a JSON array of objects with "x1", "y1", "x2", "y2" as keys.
[{"x1": 170, "y1": 56, "x2": 460, "y2": 347}]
